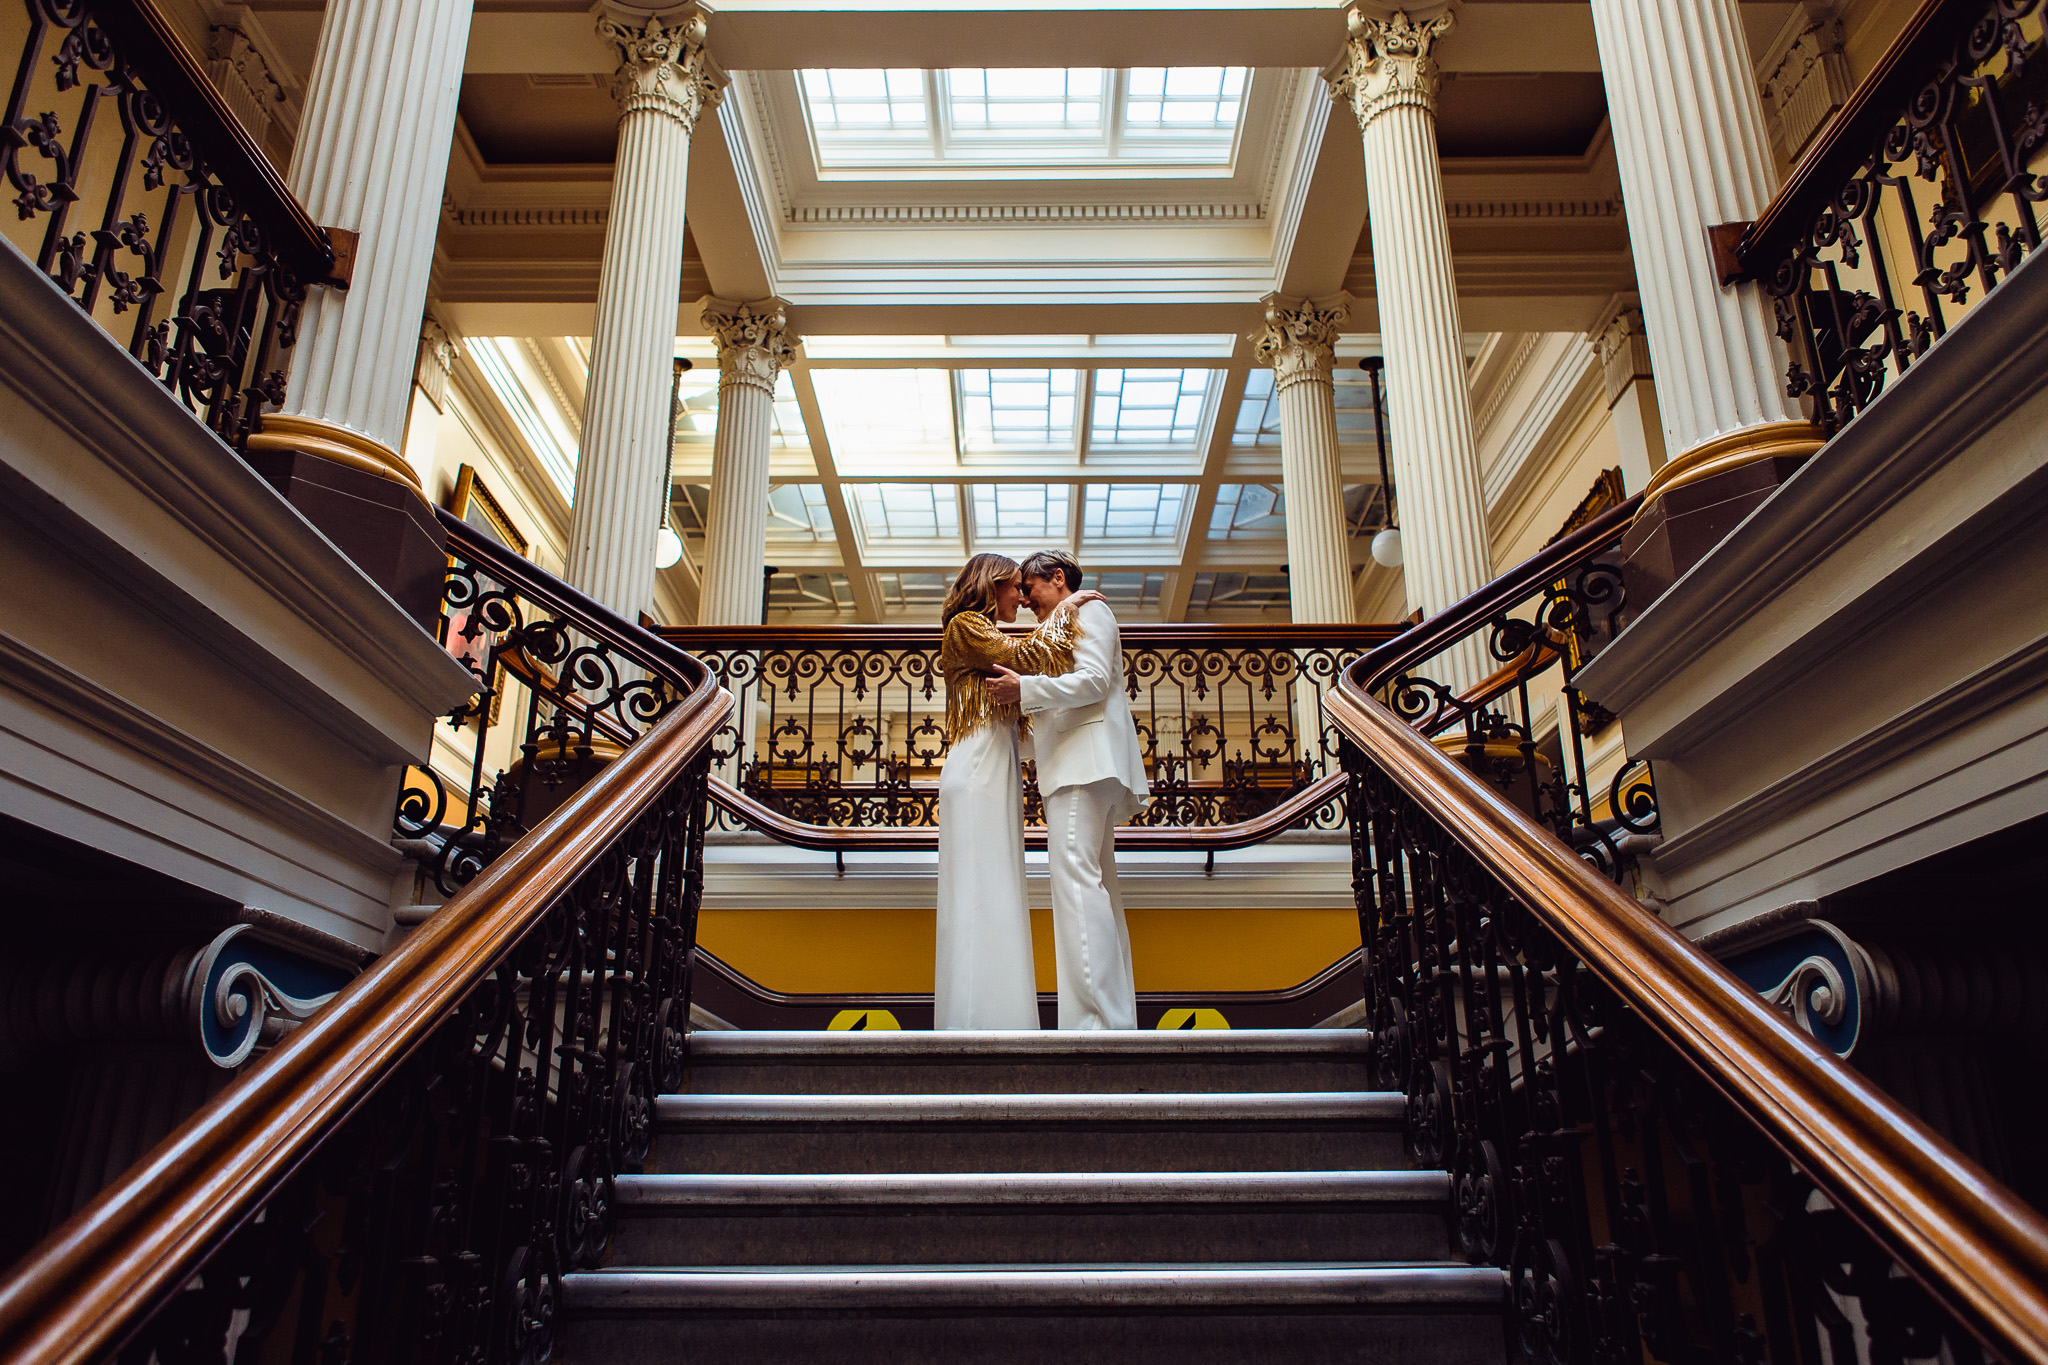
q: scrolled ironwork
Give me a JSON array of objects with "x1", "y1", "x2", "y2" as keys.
[{"x1": 3, "y1": 0, "x2": 333, "y2": 450}]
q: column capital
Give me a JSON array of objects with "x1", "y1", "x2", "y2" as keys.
[
  {"x1": 598, "y1": 4, "x2": 727, "y2": 132},
  {"x1": 1254, "y1": 292, "x2": 1351, "y2": 392},
  {"x1": 1330, "y1": 4, "x2": 1456, "y2": 131},
  {"x1": 1590, "y1": 292, "x2": 1654, "y2": 407},
  {"x1": 701, "y1": 296, "x2": 796, "y2": 394}
]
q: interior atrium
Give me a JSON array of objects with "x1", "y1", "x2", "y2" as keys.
[{"x1": 3, "y1": 0, "x2": 2047, "y2": 1360}]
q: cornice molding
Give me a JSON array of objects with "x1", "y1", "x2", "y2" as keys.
[
  {"x1": 444, "y1": 207, "x2": 609, "y2": 229},
  {"x1": 1330, "y1": 5, "x2": 1456, "y2": 132},
  {"x1": 701, "y1": 296, "x2": 795, "y2": 394},
  {"x1": 1254, "y1": 292, "x2": 1351, "y2": 393},
  {"x1": 1445, "y1": 198, "x2": 1622, "y2": 221},
  {"x1": 785, "y1": 202, "x2": 1265, "y2": 226},
  {"x1": 597, "y1": 6, "x2": 727, "y2": 133}
]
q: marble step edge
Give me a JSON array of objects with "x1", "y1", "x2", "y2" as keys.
[
  {"x1": 685, "y1": 1029, "x2": 1373, "y2": 1059},
  {"x1": 614, "y1": 1169, "x2": 1449, "y2": 1208},
  {"x1": 561, "y1": 1264, "x2": 1506, "y2": 1312},
  {"x1": 655, "y1": 1091, "x2": 1405, "y2": 1125}
]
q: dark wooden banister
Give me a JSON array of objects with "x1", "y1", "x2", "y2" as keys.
[
  {"x1": 0, "y1": 518, "x2": 732, "y2": 1364},
  {"x1": 98, "y1": 0, "x2": 336, "y2": 281},
  {"x1": 660, "y1": 622, "x2": 1405, "y2": 649},
  {"x1": 1730, "y1": 0, "x2": 1968, "y2": 278},
  {"x1": 710, "y1": 771, "x2": 1347, "y2": 853},
  {"x1": 1328, "y1": 630, "x2": 2048, "y2": 1362}
]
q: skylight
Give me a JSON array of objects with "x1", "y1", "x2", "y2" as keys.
[
  {"x1": 959, "y1": 369, "x2": 1078, "y2": 449},
  {"x1": 1091, "y1": 369, "x2": 1213, "y2": 448},
  {"x1": 470, "y1": 337, "x2": 577, "y2": 498},
  {"x1": 847, "y1": 483, "x2": 962, "y2": 543},
  {"x1": 800, "y1": 68, "x2": 1248, "y2": 168},
  {"x1": 1211, "y1": 483, "x2": 1286, "y2": 538},
  {"x1": 972, "y1": 483, "x2": 1072, "y2": 542},
  {"x1": 811, "y1": 370, "x2": 955, "y2": 460},
  {"x1": 766, "y1": 484, "x2": 835, "y2": 544},
  {"x1": 1083, "y1": 483, "x2": 1188, "y2": 542},
  {"x1": 674, "y1": 369, "x2": 807, "y2": 448}
]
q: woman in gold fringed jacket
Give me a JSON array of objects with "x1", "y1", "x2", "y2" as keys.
[{"x1": 933, "y1": 553, "x2": 1102, "y2": 1029}]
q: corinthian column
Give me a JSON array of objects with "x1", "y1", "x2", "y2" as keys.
[
  {"x1": 698, "y1": 298, "x2": 795, "y2": 626},
  {"x1": 244, "y1": 0, "x2": 474, "y2": 625},
  {"x1": 1253, "y1": 294, "x2": 1355, "y2": 625},
  {"x1": 1588, "y1": 0, "x2": 1821, "y2": 516},
  {"x1": 1331, "y1": 4, "x2": 1492, "y2": 689},
  {"x1": 565, "y1": 5, "x2": 726, "y2": 618}
]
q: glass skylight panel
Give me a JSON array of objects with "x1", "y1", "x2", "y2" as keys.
[
  {"x1": 847, "y1": 483, "x2": 961, "y2": 542},
  {"x1": 1331, "y1": 366, "x2": 1384, "y2": 444},
  {"x1": 767, "y1": 570, "x2": 857, "y2": 614},
  {"x1": 1096, "y1": 572, "x2": 1167, "y2": 611},
  {"x1": 1233, "y1": 367, "x2": 1280, "y2": 447},
  {"x1": 1187, "y1": 572, "x2": 1291, "y2": 613},
  {"x1": 1211, "y1": 483, "x2": 1287, "y2": 538},
  {"x1": 877, "y1": 572, "x2": 950, "y2": 609},
  {"x1": 803, "y1": 69, "x2": 928, "y2": 133},
  {"x1": 971, "y1": 483, "x2": 1071, "y2": 541},
  {"x1": 1091, "y1": 369, "x2": 1213, "y2": 448},
  {"x1": 959, "y1": 369, "x2": 1078, "y2": 448},
  {"x1": 811, "y1": 369, "x2": 955, "y2": 460},
  {"x1": 1082, "y1": 483, "x2": 1188, "y2": 541},
  {"x1": 1125, "y1": 67, "x2": 1245, "y2": 129},
  {"x1": 765, "y1": 484, "x2": 834, "y2": 543},
  {"x1": 949, "y1": 69, "x2": 1105, "y2": 137}
]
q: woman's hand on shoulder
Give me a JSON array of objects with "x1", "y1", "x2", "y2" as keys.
[{"x1": 1061, "y1": 589, "x2": 1108, "y2": 614}]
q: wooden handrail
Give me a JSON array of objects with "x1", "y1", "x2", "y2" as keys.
[
  {"x1": 1734, "y1": 0, "x2": 1969, "y2": 277},
  {"x1": 710, "y1": 771, "x2": 1347, "y2": 853},
  {"x1": 0, "y1": 515, "x2": 734, "y2": 1364},
  {"x1": 96, "y1": 0, "x2": 335, "y2": 281},
  {"x1": 1358, "y1": 493, "x2": 1638, "y2": 695},
  {"x1": 660, "y1": 622, "x2": 1407, "y2": 650},
  {"x1": 1326, "y1": 672, "x2": 2048, "y2": 1363}
]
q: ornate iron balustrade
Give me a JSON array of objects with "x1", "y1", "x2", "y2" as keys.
[
  {"x1": 3, "y1": 0, "x2": 334, "y2": 449},
  {"x1": 656, "y1": 623, "x2": 1402, "y2": 834},
  {"x1": 400, "y1": 508, "x2": 690, "y2": 893},
  {"x1": 1326, "y1": 656, "x2": 2048, "y2": 1365},
  {"x1": 0, "y1": 517, "x2": 730, "y2": 1365},
  {"x1": 1731, "y1": 0, "x2": 2048, "y2": 433},
  {"x1": 1356, "y1": 495, "x2": 1658, "y2": 883}
]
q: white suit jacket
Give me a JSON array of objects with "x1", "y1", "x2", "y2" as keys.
[{"x1": 1018, "y1": 598, "x2": 1150, "y2": 822}]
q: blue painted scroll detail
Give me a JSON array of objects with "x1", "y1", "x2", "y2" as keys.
[
  {"x1": 1719, "y1": 918, "x2": 1874, "y2": 1058},
  {"x1": 190, "y1": 924, "x2": 351, "y2": 1068}
]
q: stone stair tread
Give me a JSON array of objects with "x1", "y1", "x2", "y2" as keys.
[
  {"x1": 615, "y1": 1170, "x2": 1447, "y2": 1207},
  {"x1": 658, "y1": 1090, "x2": 1403, "y2": 1124},
  {"x1": 562, "y1": 1263, "x2": 1507, "y2": 1312},
  {"x1": 688, "y1": 1029, "x2": 1372, "y2": 1058}
]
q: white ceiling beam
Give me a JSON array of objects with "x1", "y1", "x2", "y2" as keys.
[
  {"x1": 787, "y1": 356, "x2": 885, "y2": 621},
  {"x1": 1165, "y1": 333, "x2": 1253, "y2": 621}
]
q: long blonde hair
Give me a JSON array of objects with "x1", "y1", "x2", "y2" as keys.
[{"x1": 941, "y1": 553, "x2": 1020, "y2": 626}]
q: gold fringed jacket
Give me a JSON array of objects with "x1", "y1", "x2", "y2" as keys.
[{"x1": 938, "y1": 609, "x2": 1081, "y2": 743}]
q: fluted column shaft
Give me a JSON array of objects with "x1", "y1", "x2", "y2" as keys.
[
  {"x1": 698, "y1": 299, "x2": 795, "y2": 626},
  {"x1": 1589, "y1": 0, "x2": 1804, "y2": 457},
  {"x1": 278, "y1": 0, "x2": 473, "y2": 459},
  {"x1": 1254, "y1": 295, "x2": 1354, "y2": 624},
  {"x1": 566, "y1": 8, "x2": 725, "y2": 618},
  {"x1": 1333, "y1": 5, "x2": 1491, "y2": 688}
]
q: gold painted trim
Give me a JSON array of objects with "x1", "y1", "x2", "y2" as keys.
[
  {"x1": 1637, "y1": 419, "x2": 1825, "y2": 511},
  {"x1": 1431, "y1": 733, "x2": 1553, "y2": 767},
  {"x1": 246, "y1": 414, "x2": 423, "y2": 492}
]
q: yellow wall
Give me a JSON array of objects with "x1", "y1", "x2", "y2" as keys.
[{"x1": 697, "y1": 906, "x2": 1363, "y2": 995}]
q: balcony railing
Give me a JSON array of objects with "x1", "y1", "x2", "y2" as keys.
[
  {"x1": 3, "y1": 0, "x2": 334, "y2": 449},
  {"x1": 1730, "y1": 0, "x2": 2047, "y2": 433},
  {"x1": 658, "y1": 622, "x2": 1403, "y2": 835}
]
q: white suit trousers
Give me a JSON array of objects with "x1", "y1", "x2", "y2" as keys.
[{"x1": 1043, "y1": 777, "x2": 1137, "y2": 1030}]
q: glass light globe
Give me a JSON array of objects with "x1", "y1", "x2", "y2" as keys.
[
  {"x1": 654, "y1": 525, "x2": 684, "y2": 569},
  {"x1": 1370, "y1": 526, "x2": 1403, "y2": 569}
]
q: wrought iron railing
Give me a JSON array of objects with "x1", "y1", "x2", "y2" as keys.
[
  {"x1": 3, "y1": 0, "x2": 334, "y2": 449},
  {"x1": 0, "y1": 517, "x2": 730, "y2": 1365},
  {"x1": 658, "y1": 623, "x2": 1401, "y2": 834},
  {"x1": 1730, "y1": 0, "x2": 2048, "y2": 433},
  {"x1": 1327, "y1": 585, "x2": 2048, "y2": 1359},
  {"x1": 1357, "y1": 494, "x2": 1658, "y2": 882}
]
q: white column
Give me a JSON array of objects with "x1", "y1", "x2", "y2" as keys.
[
  {"x1": 257, "y1": 0, "x2": 474, "y2": 487},
  {"x1": 1588, "y1": 0, "x2": 1821, "y2": 482},
  {"x1": 698, "y1": 298, "x2": 795, "y2": 626},
  {"x1": 1591, "y1": 295, "x2": 1668, "y2": 494},
  {"x1": 564, "y1": 6, "x2": 725, "y2": 618},
  {"x1": 1331, "y1": 4, "x2": 1492, "y2": 690},
  {"x1": 1253, "y1": 294, "x2": 1355, "y2": 625}
]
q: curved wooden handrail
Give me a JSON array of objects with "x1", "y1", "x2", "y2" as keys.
[
  {"x1": 660, "y1": 622, "x2": 1407, "y2": 650},
  {"x1": 0, "y1": 521, "x2": 732, "y2": 1365},
  {"x1": 710, "y1": 771, "x2": 1347, "y2": 853},
  {"x1": 1735, "y1": 0, "x2": 1969, "y2": 277},
  {"x1": 1357, "y1": 494, "x2": 1638, "y2": 695},
  {"x1": 1327, "y1": 672, "x2": 2048, "y2": 1362}
]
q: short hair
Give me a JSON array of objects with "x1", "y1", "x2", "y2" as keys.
[
  {"x1": 1019, "y1": 549, "x2": 1083, "y2": 593},
  {"x1": 941, "y1": 552, "x2": 1021, "y2": 625}
]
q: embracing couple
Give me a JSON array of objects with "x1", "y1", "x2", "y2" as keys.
[{"x1": 934, "y1": 550, "x2": 1150, "y2": 1031}]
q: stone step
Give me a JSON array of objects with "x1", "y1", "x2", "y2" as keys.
[
  {"x1": 610, "y1": 1169, "x2": 1452, "y2": 1266},
  {"x1": 561, "y1": 1264, "x2": 1507, "y2": 1365},
  {"x1": 652, "y1": 1090, "x2": 1408, "y2": 1174},
  {"x1": 683, "y1": 1028, "x2": 1375, "y2": 1095}
]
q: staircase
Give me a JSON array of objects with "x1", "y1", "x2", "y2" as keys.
[{"x1": 559, "y1": 1029, "x2": 1507, "y2": 1363}]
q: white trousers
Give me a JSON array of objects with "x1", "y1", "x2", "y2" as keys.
[{"x1": 1042, "y1": 778, "x2": 1137, "y2": 1030}]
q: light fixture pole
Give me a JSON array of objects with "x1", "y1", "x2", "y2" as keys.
[{"x1": 1361, "y1": 356, "x2": 1401, "y2": 568}]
